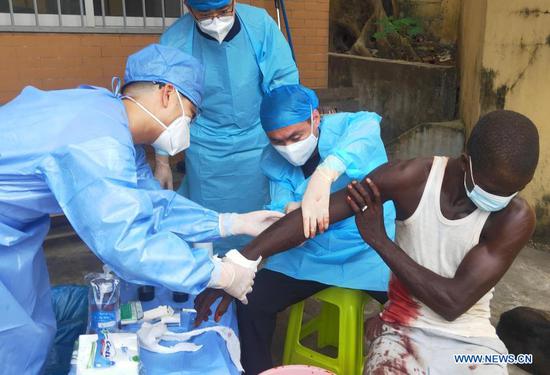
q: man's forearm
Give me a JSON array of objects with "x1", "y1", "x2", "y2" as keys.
[
  {"x1": 241, "y1": 163, "x2": 397, "y2": 260},
  {"x1": 241, "y1": 189, "x2": 353, "y2": 260}
]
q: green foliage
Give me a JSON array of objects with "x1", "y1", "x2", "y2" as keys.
[{"x1": 373, "y1": 17, "x2": 423, "y2": 41}]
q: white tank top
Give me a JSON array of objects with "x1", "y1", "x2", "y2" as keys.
[{"x1": 381, "y1": 156, "x2": 497, "y2": 338}]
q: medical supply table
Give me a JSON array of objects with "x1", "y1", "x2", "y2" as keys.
[{"x1": 70, "y1": 284, "x2": 241, "y2": 375}]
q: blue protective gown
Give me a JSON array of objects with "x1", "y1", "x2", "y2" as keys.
[
  {"x1": 0, "y1": 86, "x2": 223, "y2": 373},
  {"x1": 262, "y1": 112, "x2": 396, "y2": 291},
  {"x1": 160, "y1": 4, "x2": 299, "y2": 254}
]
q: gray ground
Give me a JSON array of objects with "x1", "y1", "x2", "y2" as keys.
[{"x1": 44, "y1": 237, "x2": 550, "y2": 374}]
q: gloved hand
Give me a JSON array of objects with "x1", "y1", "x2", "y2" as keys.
[
  {"x1": 301, "y1": 168, "x2": 334, "y2": 238},
  {"x1": 285, "y1": 201, "x2": 301, "y2": 214},
  {"x1": 219, "y1": 210, "x2": 284, "y2": 237},
  {"x1": 208, "y1": 250, "x2": 261, "y2": 304},
  {"x1": 301, "y1": 156, "x2": 345, "y2": 238},
  {"x1": 154, "y1": 155, "x2": 174, "y2": 190}
]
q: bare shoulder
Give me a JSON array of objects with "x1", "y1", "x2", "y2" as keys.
[
  {"x1": 371, "y1": 157, "x2": 435, "y2": 219},
  {"x1": 375, "y1": 157, "x2": 434, "y2": 189},
  {"x1": 483, "y1": 196, "x2": 536, "y2": 250}
]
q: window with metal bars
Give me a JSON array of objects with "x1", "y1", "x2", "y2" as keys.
[{"x1": 0, "y1": 0, "x2": 184, "y2": 33}]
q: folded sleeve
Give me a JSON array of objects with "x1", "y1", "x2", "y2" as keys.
[{"x1": 322, "y1": 112, "x2": 389, "y2": 179}]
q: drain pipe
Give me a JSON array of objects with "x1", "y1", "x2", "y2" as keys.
[{"x1": 275, "y1": 0, "x2": 296, "y2": 61}]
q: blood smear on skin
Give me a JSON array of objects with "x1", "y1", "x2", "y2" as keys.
[{"x1": 381, "y1": 275, "x2": 421, "y2": 325}]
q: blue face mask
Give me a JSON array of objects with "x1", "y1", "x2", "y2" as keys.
[{"x1": 464, "y1": 157, "x2": 517, "y2": 212}]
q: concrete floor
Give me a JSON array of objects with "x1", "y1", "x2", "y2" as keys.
[{"x1": 44, "y1": 236, "x2": 550, "y2": 373}]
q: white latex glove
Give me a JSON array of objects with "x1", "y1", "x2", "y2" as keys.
[
  {"x1": 219, "y1": 210, "x2": 285, "y2": 237},
  {"x1": 285, "y1": 201, "x2": 302, "y2": 214},
  {"x1": 301, "y1": 166, "x2": 341, "y2": 238},
  {"x1": 209, "y1": 250, "x2": 261, "y2": 304},
  {"x1": 154, "y1": 155, "x2": 174, "y2": 190}
]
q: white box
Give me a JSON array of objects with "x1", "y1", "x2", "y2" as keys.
[{"x1": 76, "y1": 333, "x2": 140, "y2": 375}]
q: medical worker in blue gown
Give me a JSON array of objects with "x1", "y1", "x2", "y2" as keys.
[
  {"x1": 0, "y1": 44, "x2": 282, "y2": 374},
  {"x1": 156, "y1": 0, "x2": 299, "y2": 254},
  {"x1": 236, "y1": 84, "x2": 397, "y2": 374}
]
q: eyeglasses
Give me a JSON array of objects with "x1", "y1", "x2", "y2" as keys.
[{"x1": 188, "y1": 0, "x2": 235, "y2": 21}]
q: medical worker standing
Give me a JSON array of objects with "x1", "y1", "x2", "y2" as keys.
[
  {"x1": 0, "y1": 44, "x2": 280, "y2": 374},
  {"x1": 237, "y1": 84, "x2": 396, "y2": 374},
  {"x1": 157, "y1": 0, "x2": 299, "y2": 254}
]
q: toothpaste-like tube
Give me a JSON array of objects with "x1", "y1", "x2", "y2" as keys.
[{"x1": 92, "y1": 330, "x2": 116, "y2": 368}]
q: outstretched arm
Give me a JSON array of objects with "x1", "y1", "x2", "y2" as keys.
[
  {"x1": 241, "y1": 189, "x2": 353, "y2": 260},
  {"x1": 194, "y1": 189, "x2": 357, "y2": 324},
  {"x1": 194, "y1": 163, "x2": 401, "y2": 324},
  {"x1": 239, "y1": 159, "x2": 409, "y2": 260},
  {"x1": 242, "y1": 155, "x2": 420, "y2": 259}
]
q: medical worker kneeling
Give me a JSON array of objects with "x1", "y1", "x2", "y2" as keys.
[{"x1": 0, "y1": 44, "x2": 281, "y2": 374}]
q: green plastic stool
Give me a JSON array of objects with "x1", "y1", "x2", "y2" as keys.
[{"x1": 282, "y1": 287, "x2": 372, "y2": 375}]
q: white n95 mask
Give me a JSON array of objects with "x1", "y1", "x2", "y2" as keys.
[
  {"x1": 274, "y1": 115, "x2": 318, "y2": 167},
  {"x1": 464, "y1": 156, "x2": 517, "y2": 212},
  {"x1": 124, "y1": 92, "x2": 191, "y2": 156},
  {"x1": 197, "y1": 15, "x2": 235, "y2": 43},
  {"x1": 151, "y1": 114, "x2": 191, "y2": 156}
]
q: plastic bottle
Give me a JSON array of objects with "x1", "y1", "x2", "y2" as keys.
[{"x1": 85, "y1": 266, "x2": 121, "y2": 334}]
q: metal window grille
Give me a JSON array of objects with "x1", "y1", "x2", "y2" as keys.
[{"x1": 0, "y1": 0, "x2": 185, "y2": 33}]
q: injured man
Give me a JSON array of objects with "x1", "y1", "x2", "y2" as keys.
[{"x1": 195, "y1": 109, "x2": 540, "y2": 374}]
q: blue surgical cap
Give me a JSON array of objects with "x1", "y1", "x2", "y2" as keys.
[
  {"x1": 186, "y1": 0, "x2": 231, "y2": 11},
  {"x1": 124, "y1": 44, "x2": 205, "y2": 107},
  {"x1": 260, "y1": 84, "x2": 320, "y2": 132}
]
